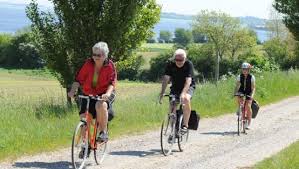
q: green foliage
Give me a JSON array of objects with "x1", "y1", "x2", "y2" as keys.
[
  {"x1": 274, "y1": 0, "x2": 299, "y2": 40},
  {"x1": 192, "y1": 10, "x2": 241, "y2": 59},
  {"x1": 192, "y1": 10, "x2": 257, "y2": 80},
  {"x1": 0, "y1": 32, "x2": 43, "y2": 69},
  {"x1": 26, "y1": 0, "x2": 161, "y2": 88},
  {"x1": 173, "y1": 28, "x2": 192, "y2": 48},
  {"x1": 159, "y1": 30, "x2": 172, "y2": 43},
  {"x1": 116, "y1": 55, "x2": 144, "y2": 80},
  {"x1": 192, "y1": 30, "x2": 207, "y2": 43},
  {"x1": 188, "y1": 43, "x2": 215, "y2": 80},
  {"x1": 146, "y1": 50, "x2": 173, "y2": 81}
]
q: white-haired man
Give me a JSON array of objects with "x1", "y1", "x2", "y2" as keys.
[{"x1": 159, "y1": 49, "x2": 196, "y2": 132}]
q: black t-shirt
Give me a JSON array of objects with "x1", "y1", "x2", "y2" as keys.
[{"x1": 165, "y1": 60, "x2": 196, "y2": 93}]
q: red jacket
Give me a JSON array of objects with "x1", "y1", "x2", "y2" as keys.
[{"x1": 75, "y1": 58, "x2": 117, "y2": 95}]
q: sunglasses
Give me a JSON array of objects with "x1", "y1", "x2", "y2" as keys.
[
  {"x1": 92, "y1": 53, "x2": 104, "y2": 57},
  {"x1": 175, "y1": 58, "x2": 184, "y2": 62}
]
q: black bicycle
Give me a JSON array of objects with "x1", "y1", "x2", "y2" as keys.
[{"x1": 160, "y1": 94, "x2": 189, "y2": 156}]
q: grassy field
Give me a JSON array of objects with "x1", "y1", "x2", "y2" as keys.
[
  {"x1": 1, "y1": 69, "x2": 299, "y2": 161},
  {"x1": 254, "y1": 140, "x2": 299, "y2": 169},
  {"x1": 140, "y1": 43, "x2": 174, "y2": 53},
  {"x1": 138, "y1": 43, "x2": 173, "y2": 69}
]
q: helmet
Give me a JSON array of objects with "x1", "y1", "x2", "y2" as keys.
[{"x1": 241, "y1": 62, "x2": 251, "y2": 69}]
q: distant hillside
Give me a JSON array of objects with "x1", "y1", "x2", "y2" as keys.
[
  {"x1": 0, "y1": 2, "x2": 269, "y2": 41},
  {"x1": 161, "y1": 12, "x2": 267, "y2": 30}
]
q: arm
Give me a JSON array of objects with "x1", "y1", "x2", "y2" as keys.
[
  {"x1": 68, "y1": 82, "x2": 80, "y2": 98},
  {"x1": 102, "y1": 61, "x2": 117, "y2": 100},
  {"x1": 251, "y1": 80, "x2": 256, "y2": 98},
  {"x1": 181, "y1": 77, "x2": 192, "y2": 94},
  {"x1": 160, "y1": 75, "x2": 170, "y2": 96},
  {"x1": 234, "y1": 81, "x2": 241, "y2": 95},
  {"x1": 181, "y1": 61, "x2": 194, "y2": 95},
  {"x1": 68, "y1": 61, "x2": 89, "y2": 98}
]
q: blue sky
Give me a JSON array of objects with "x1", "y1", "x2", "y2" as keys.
[{"x1": 0, "y1": 0, "x2": 274, "y2": 19}]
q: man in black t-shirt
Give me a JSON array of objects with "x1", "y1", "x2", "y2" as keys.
[{"x1": 159, "y1": 49, "x2": 196, "y2": 132}]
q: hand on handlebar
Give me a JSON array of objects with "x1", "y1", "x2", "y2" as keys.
[
  {"x1": 158, "y1": 93, "x2": 164, "y2": 104},
  {"x1": 68, "y1": 91, "x2": 75, "y2": 98}
]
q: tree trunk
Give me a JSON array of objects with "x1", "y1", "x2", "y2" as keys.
[
  {"x1": 66, "y1": 87, "x2": 72, "y2": 107},
  {"x1": 215, "y1": 52, "x2": 220, "y2": 81}
]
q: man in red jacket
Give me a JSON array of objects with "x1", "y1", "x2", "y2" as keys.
[{"x1": 68, "y1": 41, "x2": 117, "y2": 143}]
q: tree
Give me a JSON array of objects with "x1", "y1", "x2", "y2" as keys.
[
  {"x1": 274, "y1": 0, "x2": 299, "y2": 40},
  {"x1": 192, "y1": 10, "x2": 241, "y2": 81},
  {"x1": 192, "y1": 30, "x2": 207, "y2": 43},
  {"x1": 0, "y1": 32, "x2": 43, "y2": 69},
  {"x1": 173, "y1": 28, "x2": 192, "y2": 47},
  {"x1": 229, "y1": 28, "x2": 257, "y2": 60},
  {"x1": 159, "y1": 30, "x2": 172, "y2": 43},
  {"x1": 266, "y1": 7, "x2": 289, "y2": 40},
  {"x1": 26, "y1": 0, "x2": 160, "y2": 103},
  {"x1": 0, "y1": 34, "x2": 12, "y2": 65}
]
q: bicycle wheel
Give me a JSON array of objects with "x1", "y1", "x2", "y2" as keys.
[
  {"x1": 237, "y1": 114, "x2": 241, "y2": 136},
  {"x1": 160, "y1": 114, "x2": 176, "y2": 156},
  {"x1": 177, "y1": 114, "x2": 189, "y2": 152},
  {"x1": 94, "y1": 132, "x2": 108, "y2": 165},
  {"x1": 72, "y1": 121, "x2": 89, "y2": 169}
]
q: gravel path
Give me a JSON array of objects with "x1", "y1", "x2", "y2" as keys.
[{"x1": 1, "y1": 96, "x2": 299, "y2": 169}]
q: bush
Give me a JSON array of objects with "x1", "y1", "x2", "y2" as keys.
[
  {"x1": 145, "y1": 50, "x2": 174, "y2": 81},
  {"x1": 0, "y1": 32, "x2": 44, "y2": 69},
  {"x1": 188, "y1": 43, "x2": 215, "y2": 80},
  {"x1": 116, "y1": 55, "x2": 144, "y2": 80}
]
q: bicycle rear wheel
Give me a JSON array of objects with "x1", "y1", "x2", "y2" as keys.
[
  {"x1": 177, "y1": 114, "x2": 189, "y2": 152},
  {"x1": 160, "y1": 114, "x2": 176, "y2": 156},
  {"x1": 72, "y1": 121, "x2": 89, "y2": 169}
]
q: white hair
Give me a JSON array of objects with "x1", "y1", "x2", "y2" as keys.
[
  {"x1": 173, "y1": 49, "x2": 187, "y2": 59},
  {"x1": 92, "y1": 41, "x2": 109, "y2": 58}
]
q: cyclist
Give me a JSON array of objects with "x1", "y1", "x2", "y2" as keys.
[
  {"x1": 234, "y1": 62, "x2": 255, "y2": 129},
  {"x1": 159, "y1": 49, "x2": 196, "y2": 133},
  {"x1": 68, "y1": 41, "x2": 117, "y2": 143}
]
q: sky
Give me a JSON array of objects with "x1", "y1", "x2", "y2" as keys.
[{"x1": 0, "y1": 0, "x2": 274, "y2": 19}]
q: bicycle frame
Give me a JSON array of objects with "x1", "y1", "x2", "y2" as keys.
[{"x1": 78, "y1": 95, "x2": 105, "y2": 150}]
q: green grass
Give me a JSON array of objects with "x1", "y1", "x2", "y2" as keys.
[
  {"x1": 254, "y1": 141, "x2": 299, "y2": 169},
  {"x1": 137, "y1": 43, "x2": 173, "y2": 69},
  {"x1": 140, "y1": 43, "x2": 174, "y2": 53},
  {"x1": 1, "y1": 69, "x2": 299, "y2": 161}
]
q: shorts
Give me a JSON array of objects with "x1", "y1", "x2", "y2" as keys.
[
  {"x1": 170, "y1": 86, "x2": 195, "y2": 101},
  {"x1": 236, "y1": 91, "x2": 252, "y2": 100},
  {"x1": 79, "y1": 91, "x2": 116, "y2": 121}
]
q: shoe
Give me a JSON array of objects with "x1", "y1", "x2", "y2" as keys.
[
  {"x1": 78, "y1": 146, "x2": 91, "y2": 159},
  {"x1": 245, "y1": 121, "x2": 250, "y2": 130},
  {"x1": 97, "y1": 131, "x2": 108, "y2": 142},
  {"x1": 180, "y1": 125, "x2": 188, "y2": 134}
]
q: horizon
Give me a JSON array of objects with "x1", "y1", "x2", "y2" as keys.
[{"x1": 0, "y1": 0, "x2": 274, "y2": 19}]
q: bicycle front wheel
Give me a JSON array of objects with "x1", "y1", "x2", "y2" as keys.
[
  {"x1": 94, "y1": 137, "x2": 108, "y2": 164},
  {"x1": 160, "y1": 114, "x2": 176, "y2": 156},
  {"x1": 177, "y1": 114, "x2": 189, "y2": 152},
  {"x1": 71, "y1": 121, "x2": 89, "y2": 169}
]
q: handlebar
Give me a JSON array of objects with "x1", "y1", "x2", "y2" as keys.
[
  {"x1": 78, "y1": 95, "x2": 105, "y2": 101},
  {"x1": 234, "y1": 93, "x2": 252, "y2": 98}
]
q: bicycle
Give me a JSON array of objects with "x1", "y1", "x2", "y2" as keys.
[
  {"x1": 71, "y1": 95, "x2": 108, "y2": 169},
  {"x1": 235, "y1": 93, "x2": 251, "y2": 135},
  {"x1": 160, "y1": 94, "x2": 189, "y2": 156}
]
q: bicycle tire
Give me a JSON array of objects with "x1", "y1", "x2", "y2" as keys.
[
  {"x1": 160, "y1": 114, "x2": 175, "y2": 156},
  {"x1": 71, "y1": 121, "x2": 89, "y2": 169},
  {"x1": 177, "y1": 114, "x2": 189, "y2": 152}
]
